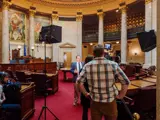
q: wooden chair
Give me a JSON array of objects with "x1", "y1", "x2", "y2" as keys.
[
  {"x1": 128, "y1": 86, "x2": 156, "y2": 120},
  {"x1": 31, "y1": 74, "x2": 51, "y2": 95},
  {"x1": 15, "y1": 71, "x2": 30, "y2": 83}
]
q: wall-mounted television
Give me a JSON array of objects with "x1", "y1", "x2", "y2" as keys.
[{"x1": 104, "y1": 43, "x2": 111, "y2": 50}]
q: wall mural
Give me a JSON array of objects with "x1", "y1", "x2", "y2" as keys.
[
  {"x1": 34, "y1": 16, "x2": 51, "y2": 43},
  {"x1": 9, "y1": 10, "x2": 26, "y2": 42}
]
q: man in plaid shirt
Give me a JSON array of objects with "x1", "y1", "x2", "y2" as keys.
[{"x1": 77, "y1": 44, "x2": 130, "y2": 120}]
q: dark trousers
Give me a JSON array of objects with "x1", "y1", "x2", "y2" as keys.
[
  {"x1": 82, "y1": 105, "x2": 89, "y2": 120},
  {"x1": 1, "y1": 104, "x2": 21, "y2": 120}
]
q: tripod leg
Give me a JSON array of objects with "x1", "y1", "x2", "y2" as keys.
[
  {"x1": 38, "y1": 107, "x2": 45, "y2": 120},
  {"x1": 46, "y1": 107, "x2": 59, "y2": 120}
]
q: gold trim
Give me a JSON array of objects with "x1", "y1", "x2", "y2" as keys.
[
  {"x1": 29, "y1": 9, "x2": 36, "y2": 17},
  {"x1": 2, "y1": 1, "x2": 12, "y2": 10},
  {"x1": 76, "y1": 15, "x2": 83, "y2": 22},
  {"x1": 52, "y1": 13, "x2": 59, "y2": 21},
  {"x1": 145, "y1": 0, "x2": 152, "y2": 4}
]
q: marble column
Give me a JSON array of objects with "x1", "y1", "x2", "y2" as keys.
[
  {"x1": 97, "y1": 11, "x2": 104, "y2": 45},
  {"x1": 76, "y1": 14, "x2": 83, "y2": 57},
  {"x1": 151, "y1": 0, "x2": 157, "y2": 66},
  {"x1": 156, "y1": 0, "x2": 160, "y2": 118},
  {"x1": 29, "y1": 9, "x2": 36, "y2": 55},
  {"x1": 2, "y1": 1, "x2": 11, "y2": 63},
  {"x1": 144, "y1": 0, "x2": 152, "y2": 68},
  {"x1": 120, "y1": 6, "x2": 127, "y2": 64},
  {"x1": 51, "y1": 13, "x2": 59, "y2": 62}
]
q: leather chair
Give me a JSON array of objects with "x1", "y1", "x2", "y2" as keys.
[
  {"x1": 31, "y1": 74, "x2": 51, "y2": 95},
  {"x1": 15, "y1": 71, "x2": 30, "y2": 83}
]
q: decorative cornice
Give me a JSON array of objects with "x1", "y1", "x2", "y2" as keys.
[
  {"x1": 145, "y1": 0, "x2": 152, "y2": 4},
  {"x1": 30, "y1": 0, "x2": 106, "y2": 6},
  {"x1": 2, "y1": 1, "x2": 12, "y2": 10}
]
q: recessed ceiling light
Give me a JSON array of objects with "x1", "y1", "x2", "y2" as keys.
[{"x1": 116, "y1": 41, "x2": 119, "y2": 44}]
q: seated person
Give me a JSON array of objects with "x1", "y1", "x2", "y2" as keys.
[
  {"x1": 0, "y1": 81, "x2": 6, "y2": 104},
  {"x1": 0, "y1": 72, "x2": 21, "y2": 120}
]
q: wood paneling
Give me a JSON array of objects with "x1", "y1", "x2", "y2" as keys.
[{"x1": 0, "y1": 62, "x2": 57, "y2": 72}]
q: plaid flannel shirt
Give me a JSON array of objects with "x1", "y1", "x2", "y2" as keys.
[{"x1": 77, "y1": 57, "x2": 130, "y2": 103}]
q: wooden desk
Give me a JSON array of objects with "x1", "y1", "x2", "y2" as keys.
[
  {"x1": 20, "y1": 82, "x2": 35, "y2": 120},
  {"x1": 0, "y1": 62, "x2": 57, "y2": 73},
  {"x1": 142, "y1": 77, "x2": 157, "y2": 83},
  {"x1": 60, "y1": 68, "x2": 73, "y2": 81},
  {"x1": 131, "y1": 80, "x2": 156, "y2": 88},
  {"x1": 115, "y1": 83, "x2": 140, "y2": 97},
  {"x1": 24, "y1": 71, "x2": 58, "y2": 94},
  {"x1": 115, "y1": 83, "x2": 138, "y2": 91}
]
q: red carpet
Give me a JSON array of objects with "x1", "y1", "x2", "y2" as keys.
[{"x1": 30, "y1": 71, "x2": 87, "y2": 120}]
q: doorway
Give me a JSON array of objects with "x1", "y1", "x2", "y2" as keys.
[{"x1": 64, "y1": 52, "x2": 72, "y2": 68}]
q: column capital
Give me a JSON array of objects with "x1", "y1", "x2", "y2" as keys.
[
  {"x1": 97, "y1": 9, "x2": 104, "y2": 19},
  {"x1": 76, "y1": 12, "x2": 83, "y2": 22},
  {"x1": 145, "y1": 0, "x2": 152, "y2": 4},
  {"x1": 52, "y1": 11, "x2": 59, "y2": 21},
  {"x1": 2, "y1": 1, "x2": 12, "y2": 10},
  {"x1": 119, "y1": 5, "x2": 127, "y2": 14},
  {"x1": 29, "y1": 7, "x2": 36, "y2": 17}
]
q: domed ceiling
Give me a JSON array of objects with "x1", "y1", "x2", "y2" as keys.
[{"x1": 11, "y1": 0, "x2": 136, "y2": 16}]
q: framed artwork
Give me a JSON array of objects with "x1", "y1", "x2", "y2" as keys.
[
  {"x1": 34, "y1": 16, "x2": 51, "y2": 43},
  {"x1": 9, "y1": 9, "x2": 26, "y2": 42}
]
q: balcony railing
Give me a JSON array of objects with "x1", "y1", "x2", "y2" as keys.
[{"x1": 83, "y1": 26, "x2": 145, "y2": 42}]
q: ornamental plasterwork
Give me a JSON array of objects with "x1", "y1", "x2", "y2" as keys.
[{"x1": 27, "y1": 0, "x2": 108, "y2": 7}]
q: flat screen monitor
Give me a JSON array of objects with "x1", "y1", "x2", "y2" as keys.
[{"x1": 104, "y1": 44, "x2": 111, "y2": 50}]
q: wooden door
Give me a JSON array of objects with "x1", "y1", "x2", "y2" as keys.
[{"x1": 64, "y1": 52, "x2": 72, "y2": 68}]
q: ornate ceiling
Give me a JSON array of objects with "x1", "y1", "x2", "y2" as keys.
[
  {"x1": 10, "y1": 0, "x2": 137, "y2": 16},
  {"x1": 38, "y1": 0, "x2": 103, "y2": 5}
]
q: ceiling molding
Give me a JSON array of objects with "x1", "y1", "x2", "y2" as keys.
[{"x1": 29, "y1": 0, "x2": 105, "y2": 6}]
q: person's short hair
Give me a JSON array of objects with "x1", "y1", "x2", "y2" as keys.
[
  {"x1": 76, "y1": 55, "x2": 80, "y2": 59},
  {"x1": 93, "y1": 44, "x2": 104, "y2": 57}
]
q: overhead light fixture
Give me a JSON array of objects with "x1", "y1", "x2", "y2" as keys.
[{"x1": 116, "y1": 41, "x2": 119, "y2": 44}]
